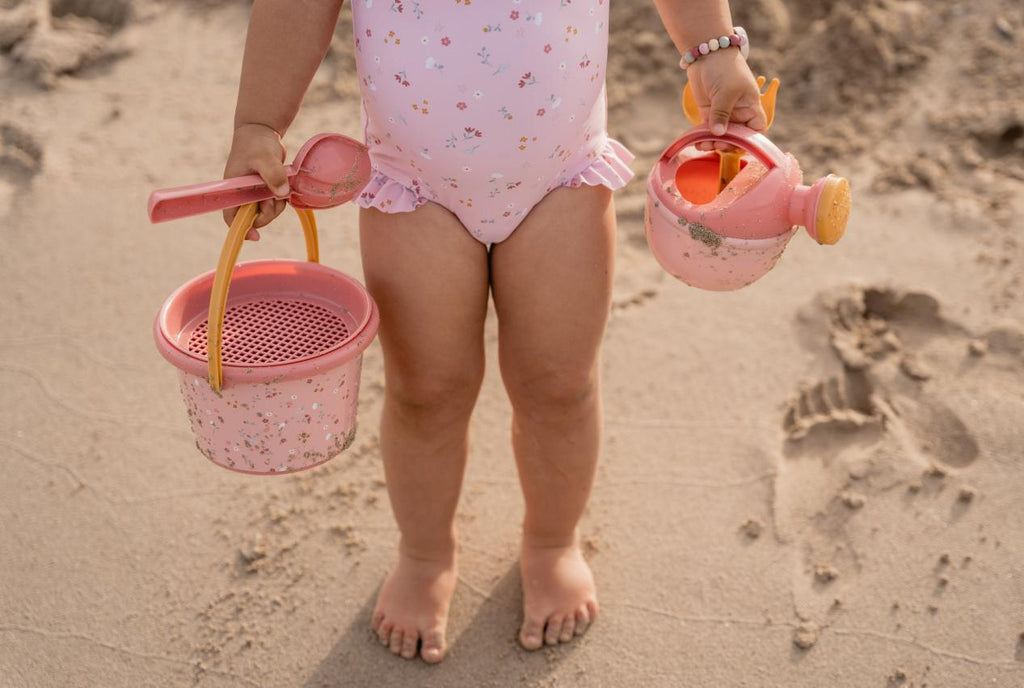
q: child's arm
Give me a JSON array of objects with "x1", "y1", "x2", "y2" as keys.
[
  {"x1": 224, "y1": 0, "x2": 345, "y2": 231},
  {"x1": 652, "y1": 0, "x2": 765, "y2": 136}
]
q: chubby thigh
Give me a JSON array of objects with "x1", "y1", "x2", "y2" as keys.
[{"x1": 490, "y1": 183, "x2": 616, "y2": 402}]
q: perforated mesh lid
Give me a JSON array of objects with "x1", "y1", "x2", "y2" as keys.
[{"x1": 185, "y1": 297, "x2": 352, "y2": 366}]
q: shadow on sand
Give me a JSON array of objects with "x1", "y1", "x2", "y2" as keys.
[{"x1": 303, "y1": 564, "x2": 582, "y2": 687}]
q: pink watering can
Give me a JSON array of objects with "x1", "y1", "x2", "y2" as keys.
[{"x1": 645, "y1": 78, "x2": 851, "y2": 291}]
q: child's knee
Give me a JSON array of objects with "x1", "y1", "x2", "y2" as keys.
[
  {"x1": 388, "y1": 366, "x2": 484, "y2": 418},
  {"x1": 504, "y1": 367, "x2": 599, "y2": 419}
]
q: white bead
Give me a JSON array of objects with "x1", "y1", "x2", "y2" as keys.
[{"x1": 708, "y1": 39, "x2": 719, "y2": 51}]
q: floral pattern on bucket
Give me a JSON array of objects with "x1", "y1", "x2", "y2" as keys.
[{"x1": 177, "y1": 361, "x2": 363, "y2": 474}]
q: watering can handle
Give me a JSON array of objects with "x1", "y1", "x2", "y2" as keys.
[
  {"x1": 659, "y1": 123, "x2": 789, "y2": 170},
  {"x1": 206, "y1": 203, "x2": 320, "y2": 393}
]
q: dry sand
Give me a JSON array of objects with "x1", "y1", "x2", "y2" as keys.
[{"x1": 2, "y1": 0, "x2": 1023, "y2": 686}]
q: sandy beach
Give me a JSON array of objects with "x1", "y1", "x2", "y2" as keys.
[{"x1": 1, "y1": 0, "x2": 1023, "y2": 686}]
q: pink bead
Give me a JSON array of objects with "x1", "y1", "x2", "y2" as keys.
[{"x1": 699, "y1": 42, "x2": 710, "y2": 55}]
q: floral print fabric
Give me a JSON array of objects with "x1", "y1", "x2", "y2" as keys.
[{"x1": 352, "y1": 0, "x2": 635, "y2": 245}]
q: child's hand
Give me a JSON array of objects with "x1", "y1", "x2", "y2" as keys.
[
  {"x1": 685, "y1": 49, "x2": 766, "y2": 150},
  {"x1": 223, "y1": 123, "x2": 291, "y2": 239}
]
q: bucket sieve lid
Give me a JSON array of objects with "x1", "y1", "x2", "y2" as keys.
[{"x1": 185, "y1": 296, "x2": 353, "y2": 366}]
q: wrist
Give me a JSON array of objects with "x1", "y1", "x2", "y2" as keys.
[
  {"x1": 685, "y1": 44, "x2": 746, "y2": 73},
  {"x1": 233, "y1": 121, "x2": 285, "y2": 140},
  {"x1": 679, "y1": 26, "x2": 748, "y2": 70}
]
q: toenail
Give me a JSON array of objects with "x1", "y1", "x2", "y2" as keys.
[{"x1": 522, "y1": 632, "x2": 541, "y2": 648}]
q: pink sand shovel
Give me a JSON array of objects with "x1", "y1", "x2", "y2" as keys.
[{"x1": 147, "y1": 133, "x2": 373, "y2": 222}]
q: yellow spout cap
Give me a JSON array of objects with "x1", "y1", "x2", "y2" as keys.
[{"x1": 815, "y1": 175, "x2": 852, "y2": 245}]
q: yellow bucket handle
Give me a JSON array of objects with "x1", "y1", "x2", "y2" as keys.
[{"x1": 207, "y1": 204, "x2": 320, "y2": 393}]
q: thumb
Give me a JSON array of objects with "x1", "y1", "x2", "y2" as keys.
[
  {"x1": 253, "y1": 157, "x2": 291, "y2": 198},
  {"x1": 708, "y1": 89, "x2": 740, "y2": 136}
]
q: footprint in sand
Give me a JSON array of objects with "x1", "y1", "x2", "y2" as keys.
[
  {"x1": 782, "y1": 287, "x2": 983, "y2": 474},
  {"x1": 772, "y1": 286, "x2": 1024, "y2": 624},
  {"x1": 0, "y1": 122, "x2": 43, "y2": 215},
  {"x1": 0, "y1": 0, "x2": 132, "y2": 86},
  {"x1": 0, "y1": 122, "x2": 43, "y2": 181}
]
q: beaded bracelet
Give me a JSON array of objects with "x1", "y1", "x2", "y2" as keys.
[{"x1": 679, "y1": 26, "x2": 749, "y2": 70}]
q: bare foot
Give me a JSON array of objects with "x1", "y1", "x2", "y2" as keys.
[
  {"x1": 518, "y1": 539, "x2": 598, "y2": 650},
  {"x1": 371, "y1": 547, "x2": 457, "y2": 663}
]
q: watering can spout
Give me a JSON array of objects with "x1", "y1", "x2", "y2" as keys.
[
  {"x1": 788, "y1": 183, "x2": 816, "y2": 231},
  {"x1": 789, "y1": 175, "x2": 851, "y2": 245}
]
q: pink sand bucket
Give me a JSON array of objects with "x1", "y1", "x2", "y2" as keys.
[
  {"x1": 645, "y1": 79, "x2": 851, "y2": 291},
  {"x1": 154, "y1": 203, "x2": 379, "y2": 474}
]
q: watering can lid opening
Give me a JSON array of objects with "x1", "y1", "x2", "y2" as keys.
[{"x1": 673, "y1": 154, "x2": 769, "y2": 206}]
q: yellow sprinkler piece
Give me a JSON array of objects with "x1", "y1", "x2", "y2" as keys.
[
  {"x1": 756, "y1": 76, "x2": 780, "y2": 130},
  {"x1": 682, "y1": 81, "x2": 702, "y2": 126},
  {"x1": 814, "y1": 175, "x2": 852, "y2": 246}
]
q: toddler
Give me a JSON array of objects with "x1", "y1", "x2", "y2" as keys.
[{"x1": 224, "y1": 0, "x2": 766, "y2": 664}]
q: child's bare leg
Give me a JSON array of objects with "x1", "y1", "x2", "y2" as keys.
[
  {"x1": 360, "y1": 204, "x2": 490, "y2": 663},
  {"x1": 489, "y1": 185, "x2": 615, "y2": 650}
]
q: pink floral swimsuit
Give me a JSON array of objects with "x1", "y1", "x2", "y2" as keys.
[{"x1": 352, "y1": 0, "x2": 635, "y2": 245}]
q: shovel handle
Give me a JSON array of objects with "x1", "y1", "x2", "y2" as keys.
[{"x1": 148, "y1": 166, "x2": 296, "y2": 223}]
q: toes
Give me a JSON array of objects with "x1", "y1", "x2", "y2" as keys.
[
  {"x1": 544, "y1": 615, "x2": 565, "y2": 646},
  {"x1": 558, "y1": 616, "x2": 576, "y2": 643},
  {"x1": 388, "y1": 629, "x2": 404, "y2": 655},
  {"x1": 377, "y1": 621, "x2": 393, "y2": 647},
  {"x1": 420, "y1": 629, "x2": 446, "y2": 664},
  {"x1": 400, "y1": 632, "x2": 419, "y2": 660},
  {"x1": 574, "y1": 606, "x2": 591, "y2": 636},
  {"x1": 519, "y1": 615, "x2": 545, "y2": 651},
  {"x1": 371, "y1": 610, "x2": 385, "y2": 633}
]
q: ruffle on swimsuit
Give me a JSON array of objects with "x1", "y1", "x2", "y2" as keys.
[
  {"x1": 564, "y1": 138, "x2": 635, "y2": 191},
  {"x1": 356, "y1": 137, "x2": 635, "y2": 217},
  {"x1": 356, "y1": 171, "x2": 428, "y2": 215}
]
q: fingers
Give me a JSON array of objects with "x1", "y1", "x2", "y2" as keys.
[
  {"x1": 222, "y1": 197, "x2": 286, "y2": 237},
  {"x1": 243, "y1": 155, "x2": 290, "y2": 231},
  {"x1": 250, "y1": 155, "x2": 292, "y2": 200},
  {"x1": 697, "y1": 141, "x2": 741, "y2": 153},
  {"x1": 686, "y1": 49, "x2": 767, "y2": 136},
  {"x1": 252, "y1": 198, "x2": 287, "y2": 230},
  {"x1": 741, "y1": 103, "x2": 768, "y2": 132},
  {"x1": 708, "y1": 87, "x2": 741, "y2": 136},
  {"x1": 222, "y1": 123, "x2": 291, "y2": 231}
]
